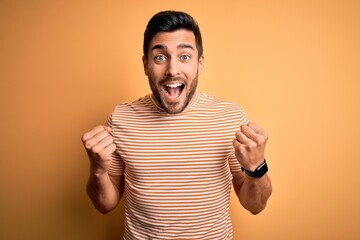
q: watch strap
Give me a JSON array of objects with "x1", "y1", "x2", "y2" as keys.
[{"x1": 241, "y1": 160, "x2": 268, "y2": 178}]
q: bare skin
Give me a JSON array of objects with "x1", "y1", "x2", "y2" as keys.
[
  {"x1": 232, "y1": 122, "x2": 272, "y2": 214},
  {"x1": 81, "y1": 125, "x2": 123, "y2": 214}
]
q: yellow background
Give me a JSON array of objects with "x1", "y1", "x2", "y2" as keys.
[{"x1": 1, "y1": 1, "x2": 360, "y2": 239}]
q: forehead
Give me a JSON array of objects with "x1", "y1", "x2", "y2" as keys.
[{"x1": 149, "y1": 29, "x2": 196, "y2": 51}]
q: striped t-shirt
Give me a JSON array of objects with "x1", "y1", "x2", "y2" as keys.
[{"x1": 107, "y1": 91, "x2": 248, "y2": 239}]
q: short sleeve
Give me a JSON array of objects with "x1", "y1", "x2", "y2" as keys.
[
  {"x1": 228, "y1": 105, "x2": 249, "y2": 173},
  {"x1": 106, "y1": 113, "x2": 125, "y2": 176}
]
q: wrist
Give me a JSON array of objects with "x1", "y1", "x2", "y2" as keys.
[
  {"x1": 90, "y1": 167, "x2": 109, "y2": 178},
  {"x1": 241, "y1": 160, "x2": 268, "y2": 178}
]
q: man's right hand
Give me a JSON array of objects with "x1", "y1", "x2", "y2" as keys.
[{"x1": 81, "y1": 125, "x2": 116, "y2": 175}]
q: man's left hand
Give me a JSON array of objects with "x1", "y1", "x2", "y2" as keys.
[{"x1": 233, "y1": 122, "x2": 268, "y2": 171}]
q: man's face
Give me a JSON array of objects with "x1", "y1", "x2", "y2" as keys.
[{"x1": 143, "y1": 29, "x2": 204, "y2": 114}]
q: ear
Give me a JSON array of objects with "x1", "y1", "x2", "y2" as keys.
[
  {"x1": 197, "y1": 54, "x2": 205, "y2": 75},
  {"x1": 142, "y1": 55, "x2": 148, "y2": 76}
]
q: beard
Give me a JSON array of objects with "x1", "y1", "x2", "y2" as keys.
[{"x1": 148, "y1": 74, "x2": 198, "y2": 114}]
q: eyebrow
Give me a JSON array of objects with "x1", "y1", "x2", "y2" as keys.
[
  {"x1": 178, "y1": 44, "x2": 194, "y2": 50},
  {"x1": 151, "y1": 43, "x2": 194, "y2": 51}
]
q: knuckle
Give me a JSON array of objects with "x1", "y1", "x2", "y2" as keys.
[
  {"x1": 82, "y1": 131, "x2": 93, "y2": 142},
  {"x1": 255, "y1": 133, "x2": 268, "y2": 144},
  {"x1": 81, "y1": 134, "x2": 87, "y2": 143},
  {"x1": 84, "y1": 141, "x2": 93, "y2": 149},
  {"x1": 254, "y1": 135, "x2": 263, "y2": 144},
  {"x1": 99, "y1": 152, "x2": 111, "y2": 161},
  {"x1": 110, "y1": 143, "x2": 116, "y2": 151},
  {"x1": 107, "y1": 134, "x2": 114, "y2": 141},
  {"x1": 233, "y1": 139, "x2": 240, "y2": 148},
  {"x1": 91, "y1": 145, "x2": 101, "y2": 154},
  {"x1": 248, "y1": 141, "x2": 258, "y2": 149}
]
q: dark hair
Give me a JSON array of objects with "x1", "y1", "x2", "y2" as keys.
[{"x1": 143, "y1": 10, "x2": 203, "y2": 59}]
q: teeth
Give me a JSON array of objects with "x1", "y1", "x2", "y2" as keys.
[{"x1": 166, "y1": 83, "x2": 183, "y2": 88}]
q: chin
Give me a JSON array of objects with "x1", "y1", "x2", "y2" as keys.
[{"x1": 160, "y1": 99, "x2": 185, "y2": 114}]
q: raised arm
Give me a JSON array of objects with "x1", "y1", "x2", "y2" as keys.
[
  {"x1": 82, "y1": 125, "x2": 124, "y2": 214},
  {"x1": 232, "y1": 122, "x2": 272, "y2": 214}
]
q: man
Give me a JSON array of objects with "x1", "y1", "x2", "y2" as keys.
[{"x1": 82, "y1": 11, "x2": 272, "y2": 239}]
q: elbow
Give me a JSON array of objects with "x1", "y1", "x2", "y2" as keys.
[
  {"x1": 242, "y1": 193, "x2": 271, "y2": 215},
  {"x1": 86, "y1": 187, "x2": 117, "y2": 215},
  {"x1": 240, "y1": 200, "x2": 266, "y2": 215},
  {"x1": 250, "y1": 206, "x2": 265, "y2": 215},
  {"x1": 248, "y1": 203, "x2": 266, "y2": 215},
  {"x1": 95, "y1": 205, "x2": 114, "y2": 215},
  {"x1": 90, "y1": 193, "x2": 117, "y2": 214},
  {"x1": 89, "y1": 196, "x2": 117, "y2": 215},
  {"x1": 250, "y1": 191, "x2": 272, "y2": 215}
]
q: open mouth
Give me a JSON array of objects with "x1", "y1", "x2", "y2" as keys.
[{"x1": 163, "y1": 83, "x2": 185, "y2": 99}]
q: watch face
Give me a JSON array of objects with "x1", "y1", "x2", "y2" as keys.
[
  {"x1": 256, "y1": 161, "x2": 267, "y2": 171},
  {"x1": 256, "y1": 162, "x2": 268, "y2": 177}
]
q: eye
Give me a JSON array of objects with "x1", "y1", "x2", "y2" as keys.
[
  {"x1": 180, "y1": 54, "x2": 191, "y2": 61},
  {"x1": 154, "y1": 55, "x2": 166, "y2": 63}
]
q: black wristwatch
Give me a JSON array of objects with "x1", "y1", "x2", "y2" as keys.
[{"x1": 241, "y1": 160, "x2": 268, "y2": 178}]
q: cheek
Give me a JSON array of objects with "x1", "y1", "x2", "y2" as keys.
[
  {"x1": 184, "y1": 65, "x2": 199, "y2": 78},
  {"x1": 149, "y1": 65, "x2": 166, "y2": 80}
]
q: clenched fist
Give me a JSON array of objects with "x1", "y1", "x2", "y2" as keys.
[
  {"x1": 81, "y1": 125, "x2": 116, "y2": 175},
  {"x1": 233, "y1": 122, "x2": 268, "y2": 172}
]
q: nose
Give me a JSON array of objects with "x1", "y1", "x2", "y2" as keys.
[{"x1": 166, "y1": 57, "x2": 180, "y2": 77}]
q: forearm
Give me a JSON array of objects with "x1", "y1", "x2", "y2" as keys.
[
  {"x1": 86, "y1": 172, "x2": 121, "y2": 214},
  {"x1": 237, "y1": 174, "x2": 272, "y2": 214}
]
